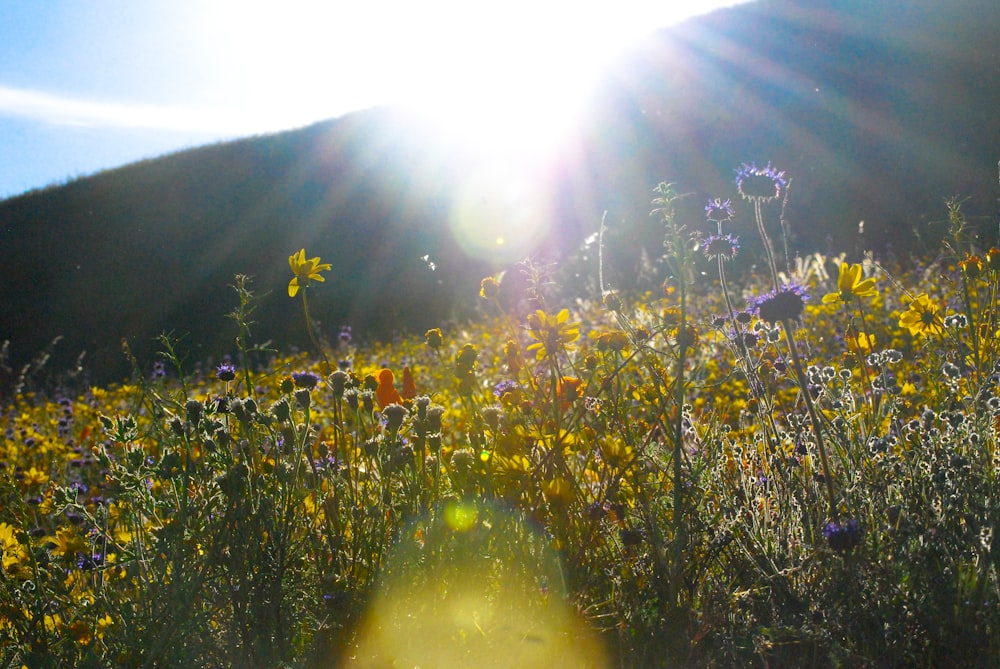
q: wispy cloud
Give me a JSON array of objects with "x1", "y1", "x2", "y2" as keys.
[{"x1": 0, "y1": 85, "x2": 305, "y2": 135}]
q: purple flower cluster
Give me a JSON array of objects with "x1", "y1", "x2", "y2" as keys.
[
  {"x1": 823, "y1": 518, "x2": 862, "y2": 553},
  {"x1": 735, "y1": 162, "x2": 787, "y2": 202},
  {"x1": 493, "y1": 380, "x2": 520, "y2": 398},
  {"x1": 704, "y1": 197, "x2": 735, "y2": 223},
  {"x1": 216, "y1": 363, "x2": 237, "y2": 382},
  {"x1": 292, "y1": 370, "x2": 322, "y2": 390},
  {"x1": 702, "y1": 233, "x2": 740, "y2": 261},
  {"x1": 750, "y1": 283, "x2": 809, "y2": 324}
]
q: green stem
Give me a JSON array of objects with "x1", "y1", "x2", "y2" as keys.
[
  {"x1": 754, "y1": 199, "x2": 781, "y2": 291},
  {"x1": 960, "y1": 272, "x2": 982, "y2": 384},
  {"x1": 783, "y1": 319, "x2": 837, "y2": 518},
  {"x1": 300, "y1": 289, "x2": 332, "y2": 375}
]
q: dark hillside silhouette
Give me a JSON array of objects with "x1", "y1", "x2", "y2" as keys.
[{"x1": 2, "y1": 0, "x2": 998, "y2": 383}]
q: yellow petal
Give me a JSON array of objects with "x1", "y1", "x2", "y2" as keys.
[
  {"x1": 289, "y1": 249, "x2": 305, "y2": 273},
  {"x1": 288, "y1": 278, "x2": 300, "y2": 297},
  {"x1": 845, "y1": 263, "x2": 862, "y2": 287}
]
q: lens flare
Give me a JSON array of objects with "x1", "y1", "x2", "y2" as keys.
[
  {"x1": 448, "y1": 160, "x2": 554, "y2": 265},
  {"x1": 343, "y1": 503, "x2": 609, "y2": 669}
]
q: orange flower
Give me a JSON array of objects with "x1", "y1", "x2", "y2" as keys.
[
  {"x1": 557, "y1": 376, "x2": 584, "y2": 409},
  {"x1": 504, "y1": 339, "x2": 522, "y2": 375},
  {"x1": 376, "y1": 368, "x2": 402, "y2": 409},
  {"x1": 401, "y1": 366, "x2": 417, "y2": 400}
]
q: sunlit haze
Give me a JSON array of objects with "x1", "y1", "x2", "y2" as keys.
[{"x1": 0, "y1": 1, "x2": 749, "y2": 199}]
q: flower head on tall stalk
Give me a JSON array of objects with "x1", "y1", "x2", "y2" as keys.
[
  {"x1": 704, "y1": 198, "x2": 735, "y2": 226},
  {"x1": 751, "y1": 283, "x2": 809, "y2": 325},
  {"x1": 288, "y1": 248, "x2": 333, "y2": 373},
  {"x1": 735, "y1": 162, "x2": 788, "y2": 289},
  {"x1": 288, "y1": 249, "x2": 332, "y2": 298},
  {"x1": 701, "y1": 233, "x2": 740, "y2": 261},
  {"x1": 735, "y1": 162, "x2": 787, "y2": 203}
]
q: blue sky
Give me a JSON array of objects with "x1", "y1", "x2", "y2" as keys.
[{"x1": 0, "y1": 0, "x2": 747, "y2": 200}]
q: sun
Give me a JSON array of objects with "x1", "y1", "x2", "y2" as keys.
[
  {"x1": 188, "y1": 1, "x2": 742, "y2": 259},
  {"x1": 387, "y1": 1, "x2": 667, "y2": 162},
  {"x1": 195, "y1": 1, "x2": 727, "y2": 155}
]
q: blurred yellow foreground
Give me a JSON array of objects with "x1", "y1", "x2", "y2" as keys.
[{"x1": 343, "y1": 502, "x2": 609, "y2": 669}]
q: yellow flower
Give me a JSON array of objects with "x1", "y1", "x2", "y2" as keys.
[
  {"x1": 479, "y1": 276, "x2": 499, "y2": 299},
  {"x1": 0, "y1": 523, "x2": 28, "y2": 573},
  {"x1": 822, "y1": 262, "x2": 878, "y2": 305},
  {"x1": 287, "y1": 248, "x2": 332, "y2": 298},
  {"x1": 50, "y1": 527, "x2": 88, "y2": 557},
  {"x1": 542, "y1": 477, "x2": 573, "y2": 505},
  {"x1": 898, "y1": 293, "x2": 944, "y2": 337},
  {"x1": 526, "y1": 309, "x2": 579, "y2": 360},
  {"x1": 846, "y1": 331, "x2": 875, "y2": 354},
  {"x1": 96, "y1": 615, "x2": 114, "y2": 640},
  {"x1": 600, "y1": 438, "x2": 635, "y2": 470},
  {"x1": 22, "y1": 466, "x2": 48, "y2": 486},
  {"x1": 424, "y1": 328, "x2": 443, "y2": 349}
]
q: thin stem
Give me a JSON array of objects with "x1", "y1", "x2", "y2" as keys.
[
  {"x1": 783, "y1": 319, "x2": 837, "y2": 518},
  {"x1": 300, "y1": 289, "x2": 332, "y2": 375},
  {"x1": 754, "y1": 199, "x2": 781, "y2": 290}
]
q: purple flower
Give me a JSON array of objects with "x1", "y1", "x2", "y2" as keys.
[
  {"x1": 751, "y1": 283, "x2": 808, "y2": 324},
  {"x1": 701, "y1": 233, "x2": 740, "y2": 260},
  {"x1": 216, "y1": 363, "x2": 237, "y2": 382},
  {"x1": 493, "y1": 380, "x2": 520, "y2": 398},
  {"x1": 823, "y1": 518, "x2": 862, "y2": 553},
  {"x1": 292, "y1": 370, "x2": 321, "y2": 390},
  {"x1": 704, "y1": 197, "x2": 735, "y2": 223},
  {"x1": 735, "y1": 162, "x2": 787, "y2": 202}
]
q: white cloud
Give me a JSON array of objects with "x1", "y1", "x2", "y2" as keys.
[{"x1": 0, "y1": 84, "x2": 322, "y2": 135}]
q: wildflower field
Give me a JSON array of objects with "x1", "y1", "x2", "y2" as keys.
[{"x1": 3, "y1": 167, "x2": 1000, "y2": 668}]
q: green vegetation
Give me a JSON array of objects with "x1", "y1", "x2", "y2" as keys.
[{"x1": 2, "y1": 168, "x2": 1000, "y2": 667}]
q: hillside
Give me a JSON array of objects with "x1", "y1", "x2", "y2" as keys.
[{"x1": 2, "y1": 0, "x2": 998, "y2": 383}]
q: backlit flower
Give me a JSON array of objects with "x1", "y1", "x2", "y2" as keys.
[
  {"x1": 735, "y1": 162, "x2": 787, "y2": 202},
  {"x1": 526, "y1": 309, "x2": 580, "y2": 360},
  {"x1": 557, "y1": 376, "x2": 584, "y2": 409},
  {"x1": 899, "y1": 293, "x2": 945, "y2": 337},
  {"x1": 401, "y1": 366, "x2": 417, "y2": 400},
  {"x1": 287, "y1": 248, "x2": 332, "y2": 298},
  {"x1": 959, "y1": 254, "x2": 983, "y2": 279},
  {"x1": 216, "y1": 363, "x2": 237, "y2": 382},
  {"x1": 986, "y1": 247, "x2": 1000, "y2": 271},
  {"x1": 292, "y1": 370, "x2": 321, "y2": 390},
  {"x1": 751, "y1": 283, "x2": 808, "y2": 324},
  {"x1": 822, "y1": 262, "x2": 878, "y2": 305},
  {"x1": 376, "y1": 368, "x2": 403, "y2": 409},
  {"x1": 479, "y1": 276, "x2": 499, "y2": 299},
  {"x1": 846, "y1": 331, "x2": 876, "y2": 354},
  {"x1": 704, "y1": 197, "x2": 734, "y2": 223},
  {"x1": 701, "y1": 233, "x2": 740, "y2": 261},
  {"x1": 424, "y1": 328, "x2": 443, "y2": 349}
]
